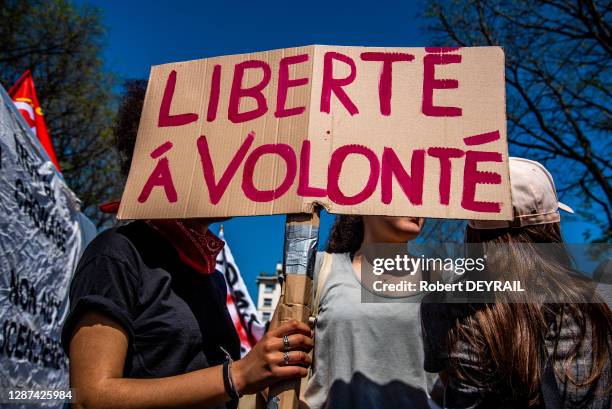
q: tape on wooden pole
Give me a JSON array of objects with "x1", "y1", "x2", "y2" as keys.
[{"x1": 268, "y1": 209, "x2": 320, "y2": 409}]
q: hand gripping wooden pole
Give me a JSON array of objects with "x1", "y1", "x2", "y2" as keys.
[{"x1": 267, "y1": 208, "x2": 320, "y2": 409}]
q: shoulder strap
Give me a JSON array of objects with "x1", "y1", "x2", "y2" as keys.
[
  {"x1": 312, "y1": 252, "x2": 333, "y2": 317},
  {"x1": 301, "y1": 252, "x2": 333, "y2": 391}
]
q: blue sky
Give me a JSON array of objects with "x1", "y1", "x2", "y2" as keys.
[{"x1": 76, "y1": 0, "x2": 587, "y2": 298}]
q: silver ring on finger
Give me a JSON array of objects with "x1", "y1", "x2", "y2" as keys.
[
  {"x1": 283, "y1": 335, "x2": 290, "y2": 352},
  {"x1": 283, "y1": 351, "x2": 290, "y2": 366}
]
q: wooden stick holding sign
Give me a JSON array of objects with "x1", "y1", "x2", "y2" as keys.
[{"x1": 267, "y1": 209, "x2": 320, "y2": 409}]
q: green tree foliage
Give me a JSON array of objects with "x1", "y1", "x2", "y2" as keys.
[
  {"x1": 423, "y1": 0, "x2": 611, "y2": 241},
  {"x1": 0, "y1": 0, "x2": 120, "y2": 227}
]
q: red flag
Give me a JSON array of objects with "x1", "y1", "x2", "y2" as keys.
[{"x1": 9, "y1": 70, "x2": 61, "y2": 171}]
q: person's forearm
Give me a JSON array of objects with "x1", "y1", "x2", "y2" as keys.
[
  {"x1": 70, "y1": 314, "x2": 312, "y2": 409},
  {"x1": 74, "y1": 365, "x2": 230, "y2": 409}
]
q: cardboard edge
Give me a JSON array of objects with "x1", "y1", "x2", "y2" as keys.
[
  {"x1": 496, "y1": 46, "x2": 513, "y2": 221},
  {"x1": 149, "y1": 45, "x2": 320, "y2": 72}
]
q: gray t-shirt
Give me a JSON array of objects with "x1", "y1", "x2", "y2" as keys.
[{"x1": 304, "y1": 252, "x2": 438, "y2": 409}]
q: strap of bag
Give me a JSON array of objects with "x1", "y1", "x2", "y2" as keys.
[
  {"x1": 297, "y1": 252, "x2": 334, "y2": 404},
  {"x1": 312, "y1": 252, "x2": 333, "y2": 320}
]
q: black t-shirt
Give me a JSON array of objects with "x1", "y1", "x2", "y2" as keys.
[{"x1": 61, "y1": 221, "x2": 240, "y2": 407}]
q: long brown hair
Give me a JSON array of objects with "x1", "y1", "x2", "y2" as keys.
[{"x1": 450, "y1": 223, "x2": 612, "y2": 406}]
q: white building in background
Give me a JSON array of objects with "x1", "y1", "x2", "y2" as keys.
[{"x1": 256, "y1": 263, "x2": 282, "y2": 323}]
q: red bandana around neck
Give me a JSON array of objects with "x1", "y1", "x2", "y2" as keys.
[
  {"x1": 99, "y1": 200, "x2": 224, "y2": 274},
  {"x1": 147, "y1": 220, "x2": 224, "y2": 275}
]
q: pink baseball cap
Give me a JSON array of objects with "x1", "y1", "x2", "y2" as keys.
[{"x1": 469, "y1": 157, "x2": 574, "y2": 230}]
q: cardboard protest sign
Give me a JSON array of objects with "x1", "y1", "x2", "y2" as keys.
[{"x1": 118, "y1": 45, "x2": 511, "y2": 220}]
